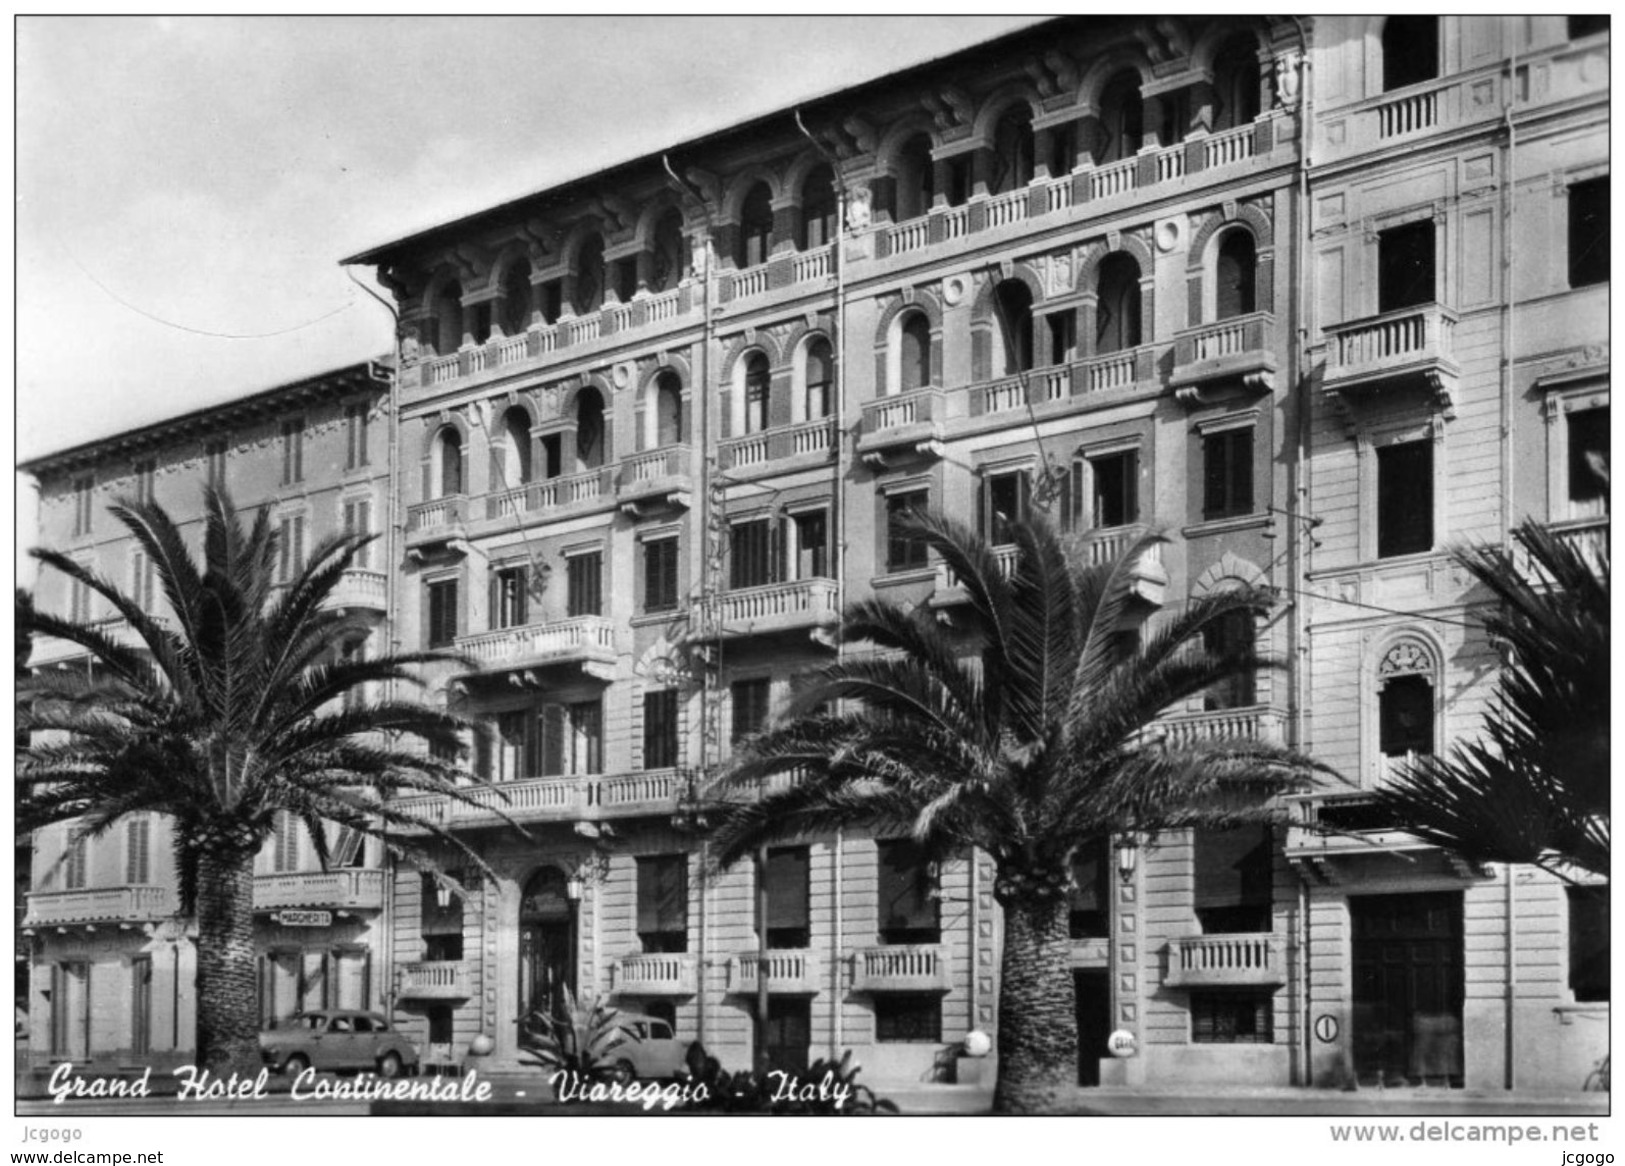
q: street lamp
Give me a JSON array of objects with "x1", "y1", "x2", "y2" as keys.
[{"x1": 1115, "y1": 834, "x2": 1139, "y2": 883}]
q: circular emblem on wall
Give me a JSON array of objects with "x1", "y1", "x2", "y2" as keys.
[
  {"x1": 1154, "y1": 217, "x2": 1184, "y2": 254},
  {"x1": 942, "y1": 274, "x2": 970, "y2": 306},
  {"x1": 612, "y1": 361, "x2": 635, "y2": 390},
  {"x1": 1107, "y1": 1029, "x2": 1138, "y2": 1058},
  {"x1": 1314, "y1": 1014, "x2": 1340, "y2": 1044}
]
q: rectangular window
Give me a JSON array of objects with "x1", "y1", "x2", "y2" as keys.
[
  {"x1": 761, "y1": 846, "x2": 810, "y2": 949},
  {"x1": 568, "y1": 699, "x2": 603, "y2": 775},
  {"x1": 426, "y1": 579, "x2": 459, "y2": 648},
  {"x1": 340, "y1": 638, "x2": 366, "y2": 711},
  {"x1": 63, "y1": 827, "x2": 88, "y2": 890},
  {"x1": 644, "y1": 537, "x2": 679, "y2": 612},
  {"x1": 875, "y1": 995, "x2": 942, "y2": 1043},
  {"x1": 272, "y1": 812, "x2": 299, "y2": 874},
  {"x1": 1047, "y1": 312, "x2": 1077, "y2": 367},
  {"x1": 491, "y1": 564, "x2": 529, "y2": 630},
  {"x1": 1376, "y1": 440, "x2": 1433, "y2": 557},
  {"x1": 731, "y1": 677, "x2": 771, "y2": 745},
  {"x1": 1191, "y1": 992, "x2": 1274, "y2": 1043},
  {"x1": 1569, "y1": 175, "x2": 1609, "y2": 289},
  {"x1": 131, "y1": 550, "x2": 156, "y2": 613},
  {"x1": 788, "y1": 510, "x2": 829, "y2": 580},
  {"x1": 280, "y1": 418, "x2": 305, "y2": 485},
  {"x1": 1203, "y1": 609, "x2": 1257, "y2": 711},
  {"x1": 342, "y1": 498, "x2": 373, "y2": 570},
  {"x1": 1567, "y1": 406, "x2": 1610, "y2": 513},
  {"x1": 72, "y1": 476, "x2": 94, "y2": 537},
  {"x1": 1379, "y1": 674, "x2": 1435, "y2": 759},
  {"x1": 886, "y1": 490, "x2": 930, "y2": 572},
  {"x1": 643, "y1": 690, "x2": 679, "y2": 770},
  {"x1": 205, "y1": 440, "x2": 228, "y2": 488},
  {"x1": 1202, "y1": 428, "x2": 1253, "y2": 520},
  {"x1": 877, "y1": 839, "x2": 940, "y2": 945},
  {"x1": 495, "y1": 710, "x2": 541, "y2": 781},
  {"x1": 345, "y1": 403, "x2": 371, "y2": 470},
  {"x1": 1193, "y1": 825, "x2": 1273, "y2": 934},
  {"x1": 69, "y1": 578, "x2": 91, "y2": 624},
  {"x1": 276, "y1": 515, "x2": 306, "y2": 583},
  {"x1": 729, "y1": 518, "x2": 775, "y2": 589},
  {"x1": 125, "y1": 817, "x2": 151, "y2": 884},
  {"x1": 1377, "y1": 221, "x2": 1436, "y2": 313},
  {"x1": 133, "y1": 459, "x2": 156, "y2": 506},
  {"x1": 1568, "y1": 886, "x2": 1609, "y2": 1002},
  {"x1": 566, "y1": 552, "x2": 603, "y2": 617},
  {"x1": 1068, "y1": 837, "x2": 1110, "y2": 940},
  {"x1": 1090, "y1": 449, "x2": 1140, "y2": 528},
  {"x1": 636, "y1": 854, "x2": 688, "y2": 954},
  {"x1": 983, "y1": 471, "x2": 1030, "y2": 546}
]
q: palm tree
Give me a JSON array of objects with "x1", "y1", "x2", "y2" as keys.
[
  {"x1": 18, "y1": 487, "x2": 506, "y2": 1074},
  {"x1": 1374, "y1": 519, "x2": 1609, "y2": 879},
  {"x1": 708, "y1": 513, "x2": 1321, "y2": 1113}
]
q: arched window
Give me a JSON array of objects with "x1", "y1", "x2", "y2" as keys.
[
  {"x1": 803, "y1": 338, "x2": 833, "y2": 421},
  {"x1": 501, "y1": 408, "x2": 532, "y2": 485},
  {"x1": 435, "y1": 428, "x2": 463, "y2": 498},
  {"x1": 1376, "y1": 639, "x2": 1437, "y2": 779},
  {"x1": 742, "y1": 352, "x2": 771, "y2": 434},
  {"x1": 1095, "y1": 253, "x2": 1142, "y2": 354},
  {"x1": 433, "y1": 281, "x2": 463, "y2": 355},
  {"x1": 991, "y1": 105, "x2": 1035, "y2": 194},
  {"x1": 1213, "y1": 38, "x2": 1262, "y2": 130},
  {"x1": 738, "y1": 183, "x2": 774, "y2": 269},
  {"x1": 895, "y1": 134, "x2": 935, "y2": 221},
  {"x1": 800, "y1": 166, "x2": 838, "y2": 250},
  {"x1": 575, "y1": 388, "x2": 606, "y2": 471},
  {"x1": 501, "y1": 260, "x2": 533, "y2": 336},
  {"x1": 1382, "y1": 16, "x2": 1439, "y2": 92},
  {"x1": 1098, "y1": 72, "x2": 1144, "y2": 164},
  {"x1": 574, "y1": 234, "x2": 605, "y2": 316},
  {"x1": 651, "y1": 209, "x2": 687, "y2": 293},
  {"x1": 898, "y1": 313, "x2": 932, "y2": 393},
  {"x1": 1215, "y1": 231, "x2": 1258, "y2": 320},
  {"x1": 655, "y1": 371, "x2": 683, "y2": 447},
  {"x1": 994, "y1": 280, "x2": 1035, "y2": 374}
]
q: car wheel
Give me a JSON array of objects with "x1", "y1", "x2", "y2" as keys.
[
  {"x1": 610, "y1": 1059, "x2": 636, "y2": 1086},
  {"x1": 282, "y1": 1053, "x2": 310, "y2": 1077},
  {"x1": 377, "y1": 1051, "x2": 404, "y2": 1079}
]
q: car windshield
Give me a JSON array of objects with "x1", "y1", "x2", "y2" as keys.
[{"x1": 297, "y1": 1015, "x2": 327, "y2": 1031}]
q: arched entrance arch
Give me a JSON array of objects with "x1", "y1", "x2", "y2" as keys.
[{"x1": 518, "y1": 866, "x2": 577, "y2": 1018}]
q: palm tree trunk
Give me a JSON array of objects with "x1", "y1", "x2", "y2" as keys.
[
  {"x1": 194, "y1": 848, "x2": 262, "y2": 1075},
  {"x1": 991, "y1": 892, "x2": 1077, "y2": 1113}
]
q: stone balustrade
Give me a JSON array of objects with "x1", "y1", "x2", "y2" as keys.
[
  {"x1": 23, "y1": 885, "x2": 174, "y2": 927},
  {"x1": 613, "y1": 953, "x2": 699, "y2": 996},
  {"x1": 1164, "y1": 933, "x2": 1284, "y2": 988},
  {"x1": 254, "y1": 868, "x2": 385, "y2": 911},
  {"x1": 397, "y1": 960, "x2": 473, "y2": 1000},
  {"x1": 729, "y1": 949, "x2": 819, "y2": 994},
  {"x1": 850, "y1": 944, "x2": 950, "y2": 992}
]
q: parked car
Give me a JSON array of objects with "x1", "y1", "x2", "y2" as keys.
[
  {"x1": 259, "y1": 1009, "x2": 419, "y2": 1078},
  {"x1": 605, "y1": 1014, "x2": 686, "y2": 1082}
]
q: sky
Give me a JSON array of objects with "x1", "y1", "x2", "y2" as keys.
[{"x1": 13, "y1": 15, "x2": 1043, "y2": 581}]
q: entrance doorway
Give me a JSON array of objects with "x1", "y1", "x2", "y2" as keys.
[
  {"x1": 519, "y1": 868, "x2": 576, "y2": 1020},
  {"x1": 1351, "y1": 892, "x2": 1463, "y2": 1087},
  {"x1": 130, "y1": 957, "x2": 152, "y2": 1056},
  {"x1": 761, "y1": 998, "x2": 811, "y2": 1075},
  {"x1": 1073, "y1": 969, "x2": 1111, "y2": 1086}
]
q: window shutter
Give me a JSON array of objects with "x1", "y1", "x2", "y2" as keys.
[
  {"x1": 878, "y1": 840, "x2": 937, "y2": 934},
  {"x1": 540, "y1": 704, "x2": 566, "y2": 777},
  {"x1": 489, "y1": 444, "x2": 507, "y2": 492},
  {"x1": 1193, "y1": 826, "x2": 1271, "y2": 912},
  {"x1": 1124, "y1": 450, "x2": 1140, "y2": 524},
  {"x1": 125, "y1": 817, "x2": 151, "y2": 884},
  {"x1": 765, "y1": 848, "x2": 810, "y2": 932}
]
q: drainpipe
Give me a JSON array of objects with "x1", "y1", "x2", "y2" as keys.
[
  {"x1": 1500, "y1": 21, "x2": 1521, "y2": 1091},
  {"x1": 1287, "y1": 16, "x2": 1315, "y2": 1090},
  {"x1": 795, "y1": 107, "x2": 849, "y2": 1061}
]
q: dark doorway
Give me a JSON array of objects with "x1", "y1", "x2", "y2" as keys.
[
  {"x1": 1073, "y1": 968, "x2": 1111, "y2": 1086},
  {"x1": 130, "y1": 956, "x2": 152, "y2": 1056},
  {"x1": 1351, "y1": 892, "x2": 1463, "y2": 1087},
  {"x1": 762, "y1": 998, "x2": 811, "y2": 1075},
  {"x1": 519, "y1": 868, "x2": 576, "y2": 1020}
]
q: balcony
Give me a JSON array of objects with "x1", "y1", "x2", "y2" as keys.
[
  {"x1": 710, "y1": 578, "x2": 839, "y2": 643},
  {"x1": 1170, "y1": 312, "x2": 1278, "y2": 401},
  {"x1": 405, "y1": 496, "x2": 469, "y2": 557},
  {"x1": 481, "y1": 468, "x2": 614, "y2": 528},
  {"x1": 27, "y1": 615, "x2": 137, "y2": 669},
  {"x1": 617, "y1": 445, "x2": 692, "y2": 516},
  {"x1": 456, "y1": 616, "x2": 616, "y2": 681},
  {"x1": 23, "y1": 886, "x2": 174, "y2": 928},
  {"x1": 1080, "y1": 527, "x2": 1168, "y2": 606},
  {"x1": 397, "y1": 960, "x2": 473, "y2": 1001},
  {"x1": 1321, "y1": 304, "x2": 1459, "y2": 419},
  {"x1": 1285, "y1": 787, "x2": 1465, "y2": 883},
  {"x1": 596, "y1": 769, "x2": 683, "y2": 817},
  {"x1": 727, "y1": 949, "x2": 820, "y2": 995},
  {"x1": 719, "y1": 418, "x2": 836, "y2": 474},
  {"x1": 856, "y1": 388, "x2": 945, "y2": 468},
  {"x1": 850, "y1": 944, "x2": 950, "y2": 993},
  {"x1": 613, "y1": 953, "x2": 699, "y2": 996},
  {"x1": 254, "y1": 868, "x2": 385, "y2": 913},
  {"x1": 322, "y1": 568, "x2": 388, "y2": 614},
  {"x1": 1164, "y1": 933, "x2": 1284, "y2": 989},
  {"x1": 1155, "y1": 705, "x2": 1286, "y2": 750},
  {"x1": 400, "y1": 776, "x2": 591, "y2": 830}
]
